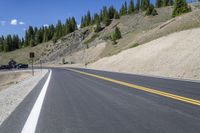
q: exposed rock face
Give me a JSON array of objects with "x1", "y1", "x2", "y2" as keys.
[{"x1": 39, "y1": 28, "x2": 90, "y2": 63}]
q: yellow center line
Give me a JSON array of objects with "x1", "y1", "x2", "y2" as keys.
[{"x1": 68, "y1": 69, "x2": 200, "y2": 106}]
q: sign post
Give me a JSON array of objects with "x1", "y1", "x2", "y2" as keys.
[
  {"x1": 40, "y1": 60, "x2": 42, "y2": 73},
  {"x1": 30, "y1": 52, "x2": 35, "y2": 76}
]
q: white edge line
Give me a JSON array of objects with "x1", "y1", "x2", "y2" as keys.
[{"x1": 21, "y1": 69, "x2": 52, "y2": 133}]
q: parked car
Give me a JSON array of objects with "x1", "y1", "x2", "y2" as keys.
[
  {"x1": 16, "y1": 64, "x2": 29, "y2": 69},
  {"x1": 0, "y1": 65, "x2": 11, "y2": 70}
]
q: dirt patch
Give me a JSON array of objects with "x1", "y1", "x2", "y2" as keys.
[{"x1": 0, "y1": 71, "x2": 32, "y2": 92}]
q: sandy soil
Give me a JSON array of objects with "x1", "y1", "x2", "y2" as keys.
[{"x1": 89, "y1": 28, "x2": 200, "y2": 80}]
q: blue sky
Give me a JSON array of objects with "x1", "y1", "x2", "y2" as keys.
[{"x1": 0, "y1": 0, "x2": 159, "y2": 37}]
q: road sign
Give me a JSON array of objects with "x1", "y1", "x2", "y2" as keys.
[
  {"x1": 29, "y1": 52, "x2": 35, "y2": 76},
  {"x1": 30, "y1": 52, "x2": 35, "y2": 58}
]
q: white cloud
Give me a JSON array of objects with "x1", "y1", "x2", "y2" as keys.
[
  {"x1": 43, "y1": 24, "x2": 49, "y2": 27},
  {"x1": 11, "y1": 19, "x2": 18, "y2": 25},
  {"x1": 19, "y1": 21, "x2": 25, "y2": 25},
  {"x1": 0, "y1": 21, "x2": 6, "y2": 26}
]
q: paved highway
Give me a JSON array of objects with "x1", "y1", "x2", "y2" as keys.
[{"x1": 0, "y1": 68, "x2": 200, "y2": 133}]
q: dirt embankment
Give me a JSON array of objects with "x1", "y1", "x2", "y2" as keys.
[
  {"x1": 0, "y1": 71, "x2": 32, "y2": 91},
  {"x1": 89, "y1": 28, "x2": 200, "y2": 80}
]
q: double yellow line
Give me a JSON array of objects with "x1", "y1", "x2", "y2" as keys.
[{"x1": 68, "y1": 69, "x2": 200, "y2": 106}]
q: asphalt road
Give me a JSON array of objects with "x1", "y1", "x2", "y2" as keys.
[{"x1": 0, "y1": 68, "x2": 200, "y2": 133}]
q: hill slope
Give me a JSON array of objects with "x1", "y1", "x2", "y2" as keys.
[
  {"x1": 1, "y1": 6, "x2": 200, "y2": 77},
  {"x1": 89, "y1": 28, "x2": 200, "y2": 80}
]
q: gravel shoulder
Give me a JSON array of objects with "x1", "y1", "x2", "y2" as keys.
[{"x1": 0, "y1": 69, "x2": 48, "y2": 125}]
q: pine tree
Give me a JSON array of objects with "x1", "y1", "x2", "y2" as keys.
[
  {"x1": 71, "y1": 17, "x2": 78, "y2": 31},
  {"x1": 168, "y1": 0, "x2": 174, "y2": 6},
  {"x1": 108, "y1": 5, "x2": 116, "y2": 19},
  {"x1": 115, "y1": 27, "x2": 122, "y2": 39},
  {"x1": 56, "y1": 20, "x2": 63, "y2": 38},
  {"x1": 125, "y1": 1, "x2": 128, "y2": 14},
  {"x1": 136, "y1": 0, "x2": 141, "y2": 12},
  {"x1": 102, "y1": 6, "x2": 111, "y2": 26},
  {"x1": 172, "y1": 0, "x2": 191, "y2": 17},
  {"x1": 111, "y1": 27, "x2": 122, "y2": 44},
  {"x1": 146, "y1": 4, "x2": 158, "y2": 16},
  {"x1": 86, "y1": 11, "x2": 91, "y2": 26},
  {"x1": 100, "y1": 10, "x2": 103, "y2": 21},
  {"x1": 80, "y1": 16, "x2": 84, "y2": 28},
  {"x1": 43, "y1": 28, "x2": 49, "y2": 42},
  {"x1": 30, "y1": 36, "x2": 35, "y2": 47},
  {"x1": 0, "y1": 36, "x2": 4, "y2": 52},
  {"x1": 128, "y1": 0, "x2": 135, "y2": 14},
  {"x1": 120, "y1": 4, "x2": 126, "y2": 16},
  {"x1": 141, "y1": 0, "x2": 150, "y2": 11},
  {"x1": 156, "y1": 0, "x2": 164, "y2": 8},
  {"x1": 94, "y1": 19, "x2": 102, "y2": 33},
  {"x1": 114, "y1": 11, "x2": 120, "y2": 19}
]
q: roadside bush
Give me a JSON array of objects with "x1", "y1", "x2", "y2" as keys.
[{"x1": 62, "y1": 58, "x2": 65, "y2": 64}]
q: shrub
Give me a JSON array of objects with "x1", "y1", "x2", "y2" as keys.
[
  {"x1": 111, "y1": 27, "x2": 122, "y2": 44},
  {"x1": 62, "y1": 58, "x2": 65, "y2": 64},
  {"x1": 172, "y1": 0, "x2": 191, "y2": 17}
]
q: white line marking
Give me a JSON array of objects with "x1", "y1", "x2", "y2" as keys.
[{"x1": 21, "y1": 70, "x2": 52, "y2": 133}]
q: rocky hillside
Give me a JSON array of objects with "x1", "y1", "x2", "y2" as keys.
[{"x1": 1, "y1": 6, "x2": 200, "y2": 66}]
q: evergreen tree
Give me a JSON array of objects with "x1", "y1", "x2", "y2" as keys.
[
  {"x1": 56, "y1": 20, "x2": 63, "y2": 38},
  {"x1": 30, "y1": 36, "x2": 35, "y2": 47},
  {"x1": 146, "y1": 4, "x2": 158, "y2": 16},
  {"x1": 102, "y1": 6, "x2": 111, "y2": 26},
  {"x1": 100, "y1": 10, "x2": 103, "y2": 21},
  {"x1": 24, "y1": 31, "x2": 29, "y2": 47},
  {"x1": 43, "y1": 27, "x2": 49, "y2": 42},
  {"x1": 141, "y1": 0, "x2": 150, "y2": 11},
  {"x1": 93, "y1": 13, "x2": 100, "y2": 24},
  {"x1": 136, "y1": 0, "x2": 141, "y2": 12},
  {"x1": 108, "y1": 5, "x2": 116, "y2": 19},
  {"x1": 168, "y1": 0, "x2": 174, "y2": 6},
  {"x1": 156, "y1": 0, "x2": 164, "y2": 8},
  {"x1": 120, "y1": 4, "x2": 126, "y2": 16},
  {"x1": 125, "y1": 1, "x2": 128, "y2": 14},
  {"x1": 0, "y1": 36, "x2": 4, "y2": 52},
  {"x1": 111, "y1": 27, "x2": 122, "y2": 44},
  {"x1": 86, "y1": 11, "x2": 91, "y2": 26},
  {"x1": 172, "y1": 0, "x2": 191, "y2": 17},
  {"x1": 128, "y1": 0, "x2": 135, "y2": 14},
  {"x1": 80, "y1": 16, "x2": 84, "y2": 28},
  {"x1": 94, "y1": 19, "x2": 102, "y2": 33},
  {"x1": 114, "y1": 11, "x2": 120, "y2": 19}
]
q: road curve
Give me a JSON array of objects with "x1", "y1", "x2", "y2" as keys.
[{"x1": 0, "y1": 68, "x2": 200, "y2": 133}]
